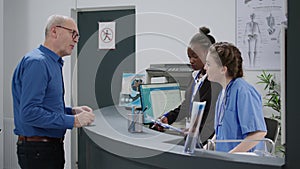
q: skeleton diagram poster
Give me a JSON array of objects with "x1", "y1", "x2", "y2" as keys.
[{"x1": 236, "y1": 0, "x2": 286, "y2": 70}]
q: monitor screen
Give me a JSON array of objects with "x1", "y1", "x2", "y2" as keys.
[{"x1": 139, "y1": 83, "x2": 182, "y2": 123}]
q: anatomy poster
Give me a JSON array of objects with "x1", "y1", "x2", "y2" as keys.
[{"x1": 236, "y1": 0, "x2": 286, "y2": 70}]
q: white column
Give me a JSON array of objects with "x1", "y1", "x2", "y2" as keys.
[{"x1": 0, "y1": 0, "x2": 4, "y2": 167}]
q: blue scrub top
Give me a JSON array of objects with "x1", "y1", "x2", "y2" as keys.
[{"x1": 214, "y1": 78, "x2": 267, "y2": 152}]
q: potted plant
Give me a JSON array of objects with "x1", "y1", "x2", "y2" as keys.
[{"x1": 257, "y1": 70, "x2": 285, "y2": 156}]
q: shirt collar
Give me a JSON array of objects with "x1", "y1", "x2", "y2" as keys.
[
  {"x1": 192, "y1": 70, "x2": 201, "y2": 81},
  {"x1": 39, "y1": 45, "x2": 64, "y2": 65}
]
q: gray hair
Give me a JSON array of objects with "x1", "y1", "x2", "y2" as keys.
[{"x1": 44, "y1": 15, "x2": 73, "y2": 37}]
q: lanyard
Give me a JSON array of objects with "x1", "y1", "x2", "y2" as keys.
[
  {"x1": 215, "y1": 79, "x2": 234, "y2": 134},
  {"x1": 189, "y1": 71, "x2": 206, "y2": 117},
  {"x1": 216, "y1": 90, "x2": 226, "y2": 127}
]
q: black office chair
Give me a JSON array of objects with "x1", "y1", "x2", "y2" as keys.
[
  {"x1": 264, "y1": 117, "x2": 280, "y2": 153},
  {"x1": 264, "y1": 117, "x2": 280, "y2": 143},
  {"x1": 207, "y1": 117, "x2": 280, "y2": 156}
]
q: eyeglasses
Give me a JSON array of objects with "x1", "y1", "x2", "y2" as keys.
[{"x1": 56, "y1": 25, "x2": 80, "y2": 40}]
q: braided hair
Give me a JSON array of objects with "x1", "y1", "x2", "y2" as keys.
[{"x1": 209, "y1": 42, "x2": 243, "y2": 78}]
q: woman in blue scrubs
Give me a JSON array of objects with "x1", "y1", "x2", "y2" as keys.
[{"x1": 204, "y1": 42, "x2": 267, "y2": 153}]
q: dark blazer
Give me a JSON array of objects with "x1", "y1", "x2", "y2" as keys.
[{"x1": 166, "y1": 74, "x2": 221, "y2": 144}]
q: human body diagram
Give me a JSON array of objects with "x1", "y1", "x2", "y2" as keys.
[
  {"x1": 266, "y1": 13, "x2": 275, "y2": 35},
  {"x1": 243, "y1": 13, "x2": 262, "y2": 67}
]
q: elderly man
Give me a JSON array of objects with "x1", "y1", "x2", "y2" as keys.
[{"x1": 12, "y1": 15, "x2": 95, "y2": 169}]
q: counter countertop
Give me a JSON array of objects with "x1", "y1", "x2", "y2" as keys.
[{"x1": 83, "y1": 106, "x2": 284, "y2": 167}]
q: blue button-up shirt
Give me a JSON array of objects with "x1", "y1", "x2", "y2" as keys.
[
  {"x1": 214, "y1": 78, "x2": 267, "y2": 152},
  {"x1": 12, "y1": 45, "x2": 74, "y2": 138}
]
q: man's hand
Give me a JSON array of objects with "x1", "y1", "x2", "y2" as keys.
[
  {"x1": 74, "y1": 111, "x2": 95, "y2": 127},
  {"x1": 73, "y1": 106, "x2": 95, "y2": 127},
  {"x1": 72, "y1": 106, "x2": 93, "y2": 115}
]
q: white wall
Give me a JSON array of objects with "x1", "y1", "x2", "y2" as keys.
[
  {"x1": 3, "y1": 0, "x2": 30, "y2": 168},
  {"x1": 77, "y1": 0, "x2": 236, "y2": 73},
  {"x1": 2, "y1": 0, "x2": 76, "y2": 168},
  {"x1": 2, "y1": 0, "x2": 281, "y2": 168},
  {"x1": 75, "y1": 0, "x2": 280, "y2": 116}
]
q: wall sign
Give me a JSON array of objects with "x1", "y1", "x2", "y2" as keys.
[{"x1": 99, "y1": 22, "x2": 116, "y2": 49}]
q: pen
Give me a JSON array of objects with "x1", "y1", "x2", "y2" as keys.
[
  {"x1": 145, "y1": 114, "x2": 181, "y2": 133},
  {"x1": 151, "y1": 119, "x2": 183, "y2": 134},
  {"x1": 142, "y1": 106, "x2": 148, "y2": 113}
]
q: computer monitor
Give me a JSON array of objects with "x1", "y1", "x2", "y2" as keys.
[{"x1": 139, "y1": 83, "x2": 182, "y2": 124}]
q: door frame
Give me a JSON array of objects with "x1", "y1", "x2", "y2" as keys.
[
  {"x1": 70, "y1": 6, "x2": 135, "y2": 169},
  {"x1": 0, "y1": 0, "x2": 4, "y2": 167}
]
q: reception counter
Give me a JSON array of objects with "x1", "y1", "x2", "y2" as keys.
[{"x1": 78, "y1": 106, "x2": 284, "y2": 169}]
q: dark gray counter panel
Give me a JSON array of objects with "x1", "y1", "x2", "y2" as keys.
[{"x1": 78, "y1": 106, "x2": 284, "y2": 169}]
